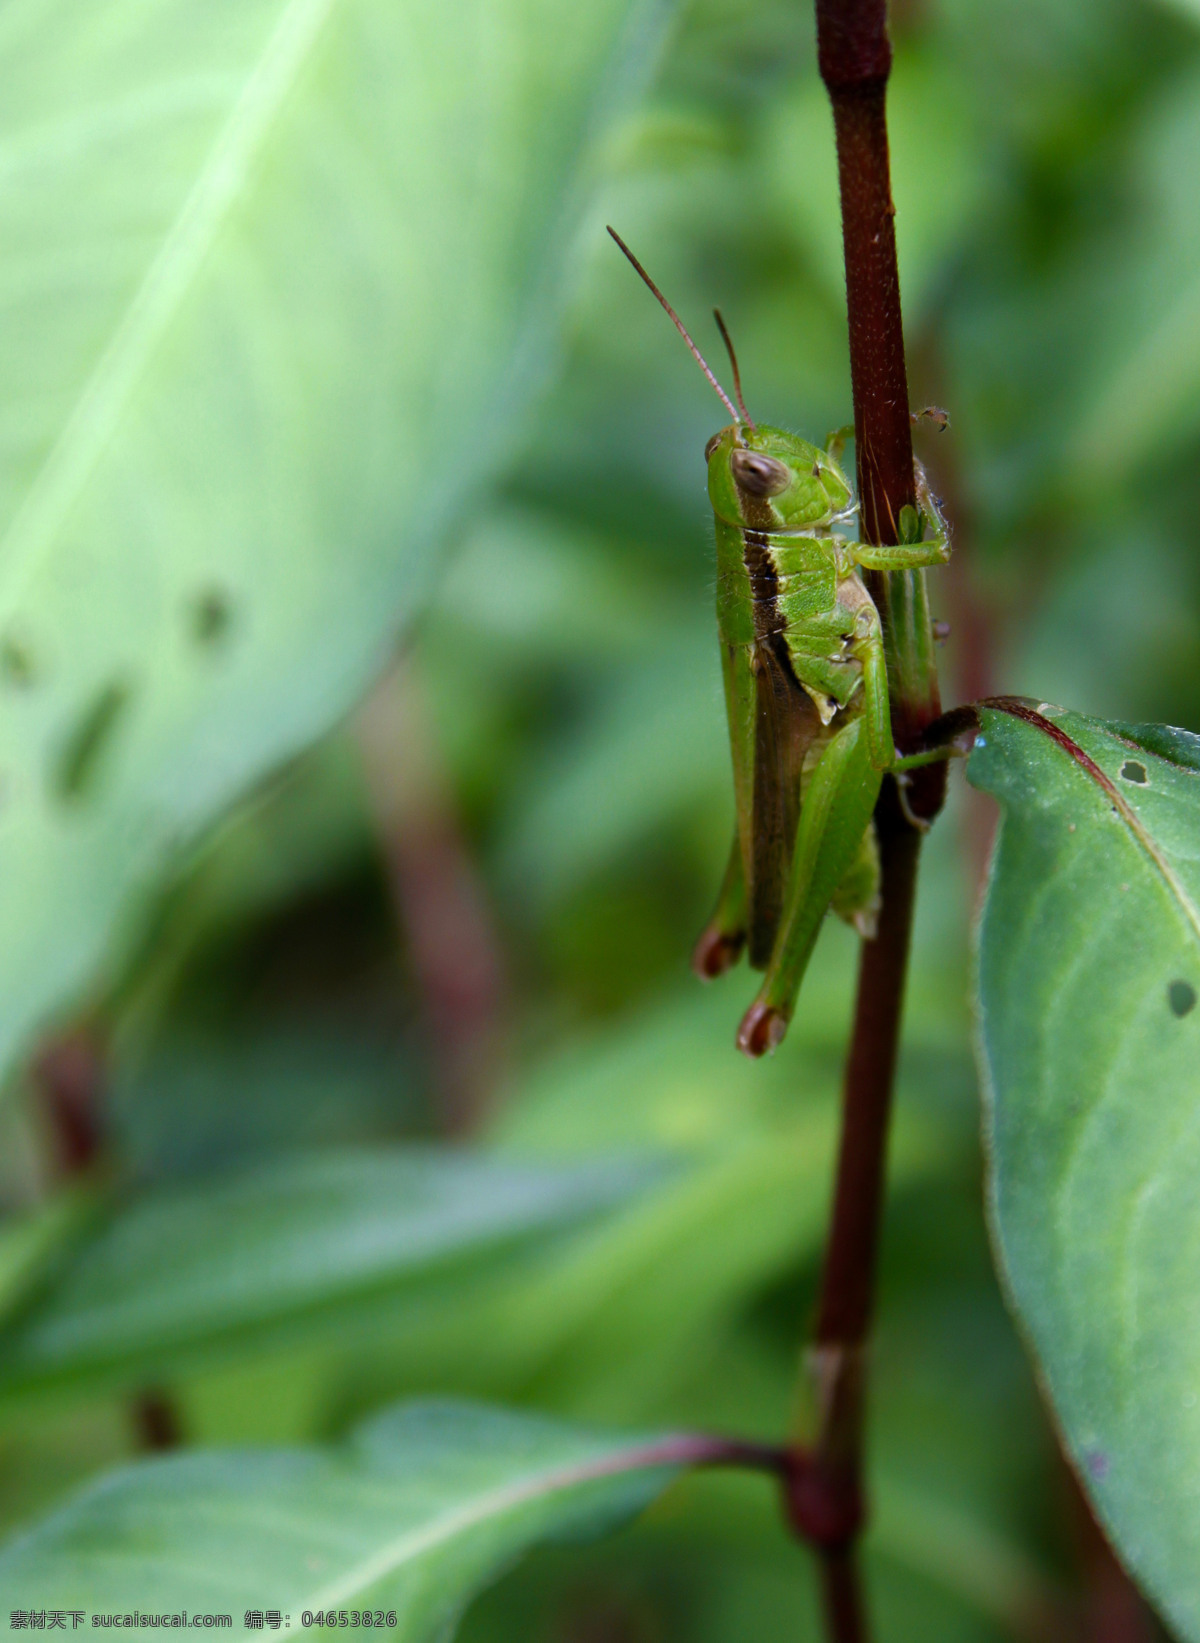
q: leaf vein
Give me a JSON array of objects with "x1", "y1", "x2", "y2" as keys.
[{"x1": 0, "y1": 0, "x2": 343, "y2": 614}]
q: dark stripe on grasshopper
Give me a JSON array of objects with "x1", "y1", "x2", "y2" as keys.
[
  {"x1": 741, "y1": 526, "x2": 818, "y2": 967},
  {"x1": 741, "y1": 528, "x2": 786, "y2": 644}
]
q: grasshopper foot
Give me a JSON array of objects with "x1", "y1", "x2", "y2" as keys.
[
  {"x1": 693, "y1": 926, "x2": 745, "y2": 979},
  {"x1": 737, "y1": 999, "x2": 789, "y2": 1058}
]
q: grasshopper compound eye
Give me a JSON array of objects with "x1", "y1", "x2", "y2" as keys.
[
  {"x1": 731, "y1": 449, "x2": 790, "y2": 497},
  {"x1": 704, "y1": 431, "x2": 725, "y2": 462}
]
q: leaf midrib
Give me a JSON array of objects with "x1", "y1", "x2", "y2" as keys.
[
  {"x1": 987, "y1": 700, "x2": 1200, "y2": 945},
  {"x1": 297, "y1": 1438, "x2": 687, "y2": 1619},
  {"x1": 0, "y1": 0, "x2": 342, "y2": 616}
]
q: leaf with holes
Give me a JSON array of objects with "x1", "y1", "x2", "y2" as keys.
[
  {"x1": 0, "y1": 0, "x2": 673, "y2": 1085},
  {"x1": 969, "y1": 701, "x2": 1200, "y2": 1636},
  {"x1": 0, "y1": 1399, "x2": 708, "y2": 1636}
]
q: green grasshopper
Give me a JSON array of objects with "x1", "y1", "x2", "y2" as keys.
[{"x1": 609, "y1": 229, "x2": 950, "y2": 1057}]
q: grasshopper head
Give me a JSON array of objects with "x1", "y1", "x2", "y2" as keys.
[{"x1": 706, "y1": 425, "x2": 853, "y2": 532}]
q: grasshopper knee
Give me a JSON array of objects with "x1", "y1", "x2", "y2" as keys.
[
  {"x1": 737, "y1": 999, "x2": 789, "y2": 1058},
  {"x1": 693, "y1": 926, "x2": 745, "y2": 979}
]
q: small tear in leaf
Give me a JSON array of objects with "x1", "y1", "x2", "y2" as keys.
[
  {"x1": 53, "y1": 680, "x2": 132, "y2": 803},
  {"x1": 1168, "y1": 980, "x2": 1196, "y2": 1019},
  {"x1": 1119, "y1": 760, "x2": 1148, "y2": 784},
  {"x1": 1037, "y1": 702, "x2": 1065, "y2": 718}
]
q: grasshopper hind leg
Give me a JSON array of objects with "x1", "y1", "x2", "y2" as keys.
[
  {"x1": 692, "y1": 831, "x2": 747, "y2": 978},
  {"x1": 830, "y1": 815, "x2": 880, "y2": 939},
  {"x1": 737, "y1": 716, "x2": 881, "y2": 1057}
]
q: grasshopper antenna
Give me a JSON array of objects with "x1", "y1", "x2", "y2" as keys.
[
  {"x1": 607, "y1": 227, "x2": 742, "y2": 428},
  {"x1": 712, "y1": 308, "x2": 755, "y2": 430}
]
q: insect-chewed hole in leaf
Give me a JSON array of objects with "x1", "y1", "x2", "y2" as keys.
[
  {"x1": 189, "y1": 586, "x2": 234, "y2": 647},
  {"x1": 1119, "y1": 759, "x2": 1148, "y2": 784},
  {"x1": 53, "y1": 680, "x2": 132, "y2": 803},
  {"x1": 1168, "y1": 980, "x2": 1197, "y2": 1018},
  {"x1": 0, "y1": 633, "x2": 36, "y2": 687}
]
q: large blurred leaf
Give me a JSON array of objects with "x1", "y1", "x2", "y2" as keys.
[
  {"x1": 765, "y1": 41, "x2": 988, "y2": 323},
  {"x1": 0, "y1": 1192, "x2": 99, "y2": 1333},
  {"x1": 1065, "y1": 69, "x2": 1200, "y2": 484},
  {"x1": 495, "y1": 620, "x2": 726, "y2": 909},
  {"x1": 0, "y1": 1148, "x2": 659, "y2": 1404},
  {"x1": 468, "y1": 986, "x2": 948, "y2": 1416},
  {"x1": 0, "y1": 1399, "x2": 690, "y2": 1638},
  {"x1": 214, "y1": 987, "x2": 958, "y2": 1432},
  {"x1": 969, "y1": 701, "x2": 1200, "y2": 1636},
  {"x1": 0, "y1": 0, "x2": 672, "y2": 1086}
]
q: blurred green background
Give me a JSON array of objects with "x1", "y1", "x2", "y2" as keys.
[{"x1": 3, "y1": 0, "x2": 1200, "y2": 1634}]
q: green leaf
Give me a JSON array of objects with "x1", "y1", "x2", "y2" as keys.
[
  {"x1": 766, "y1": 43, "x2": 988, "y2": 323},
  {"x1": 0, "y1": 0, "x2": 672, "y2": 1087},
  {"x1": 0, "y1": 1149, "x2": 659, "y2": 1404},
  {"x1": 495, "y1": 619, "x2": 726, "y2": 910},
  {"x1": 0, "y1": 1192, "x2": 100, "y2": 1331},
  {"x1": 969, "y1": 701, "x2": 1200, "y2": 1636},
  {"x1": 0, "y1": 1400, "x2": 693, "y2": 1636},
  {"x1": 467, "y1": 987, "x2": 947, "y2": 1415},
  {"x1": 1063, "y1": 71, "x2": 1200, "y2": 486}
]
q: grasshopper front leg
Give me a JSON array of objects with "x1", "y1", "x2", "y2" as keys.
[
  {"x1": 737, "y1": 715, "x2": 882, "y2": 1057},
  {"x1": 849, "y1": 462, "x2": 950, "y2": 574},
  {"x1": 853, "y1": 461, "x2": 951, "y2": 774}
]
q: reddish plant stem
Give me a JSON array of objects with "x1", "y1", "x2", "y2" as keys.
[
  {"x1": 815, "y1": 790, "x2": 920, "y2": 1350},
  {"x1": 785, "y1": 787, "x2": 922, "y2": 1609},
  {"x1": 33, "y1": 1025, "x2": 183, "y2": 1451},
  {"x1": 817, "y1": 0, "x2": 914, "y2": 552},
  {"x1": 359, "y1": 659, "x2": 508, "y2": 1137},
  {"x1": 819, "y1": 1550, "x2": 869, "y2": 1643},
  {"x1": 34, "y1": 1027, "x2": 106, "y2": 1177},
  {"x1": 798, "y1": 14, "x2": 1165, "y2": 1641},
  {"x1": 783, "y1": 3, "x2": 947, "y2": 1632}
]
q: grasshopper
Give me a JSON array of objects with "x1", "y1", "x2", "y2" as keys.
[{"x1": 609, "y1": 229, "x2": 950, "y2": 1057}]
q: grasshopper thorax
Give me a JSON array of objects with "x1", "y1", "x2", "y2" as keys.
[{"x1": 705, "y1": 424, "x2": 853, "y2": 533}]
